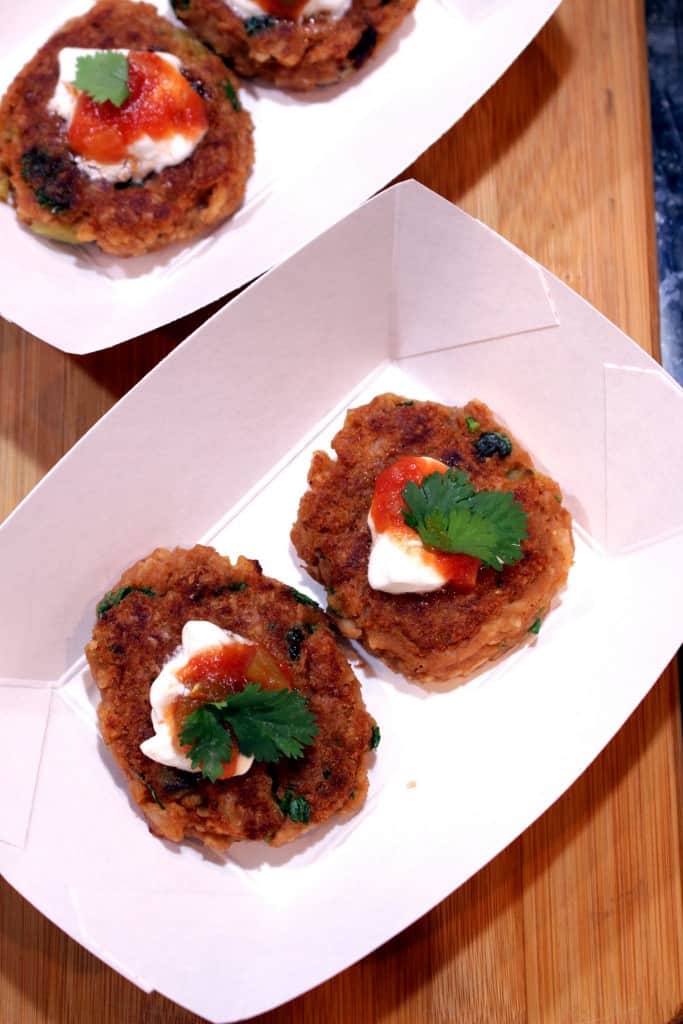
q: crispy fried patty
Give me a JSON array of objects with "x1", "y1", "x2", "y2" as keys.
[
  {"x1": 291, "y1": 395, "x2": 574, "y2": 683},
  {"x1": 0, "y1": 1, "x2": 253, "y2": 256},
  {"x1": 86, "y1": 546, "x2": 375, "y2": 851},
  {"x1": 171, "y1": 0, "x2": 417, "y2": 89}
]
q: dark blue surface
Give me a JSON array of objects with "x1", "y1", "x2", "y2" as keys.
[
  {"x1": 647, "y1": 0, "x2": 683, "y2": 385},
  {"x1": 647, "y1": 1, "x2": 682, "y2": 688}
]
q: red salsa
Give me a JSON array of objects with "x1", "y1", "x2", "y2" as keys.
[{"x1": 68, "y1": 51, "x2": 208, "y2": 165}]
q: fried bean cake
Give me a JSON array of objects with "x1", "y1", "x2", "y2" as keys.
[
  {"x1": 291, "y1": 395, "x2": 574, "y2": 683},
  {"x1": 0, "y1": 1, "x2": 253, "y2": 256},
  {"x1": 170, "y1": 0, "x2": 418, "y2": 89},
  {"x1": 86, "y1": 546, "x2": 375, "y2": 851}
]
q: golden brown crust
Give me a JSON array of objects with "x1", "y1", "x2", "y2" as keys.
[
  {"x1": 173, "y1": 0, "x2": 418, "y2": 89},
  {"x1": 86, "y1": 546, "x2": 374, "y2": 851},
  {"x1": 0, "y1": 0, "x2": 254, "y2": 255},
  {"x1": 291, "y1": 395, "x2": 574, "y2": 683}
]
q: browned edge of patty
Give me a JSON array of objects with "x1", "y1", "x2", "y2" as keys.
[
  {"x1": 291, "y1": 395, "x2": 575, "y2": 683},
  {"x1": 86, "y1": 545, "x2": 376, "y2": 852},
  {"x1": 0, "y1": 0, "x2": 254, "y2": 255},
  {"x1": 173, "y1": 0, "x2": 418, "y2": 88}
]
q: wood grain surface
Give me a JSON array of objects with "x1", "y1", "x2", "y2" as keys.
[{"x1": 2, "y1": 1, "x2": 682, "y2": 1022}]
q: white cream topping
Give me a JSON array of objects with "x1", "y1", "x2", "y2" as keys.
[
  {"x1": 367, "y1": 515, "x2": 449, "y2": 594},
  {"x1": 367, "y1": 456, "x2": 449, "y2": 595},
  {"x1": 225, "y1": 0, "x2": 351, "y2": 23},
  {"x1": 48, "y1": 48, "x2": 206, "y2": 183},
  {"x1": 140, "y1": 620, "x2": 254, "y2": 776}
]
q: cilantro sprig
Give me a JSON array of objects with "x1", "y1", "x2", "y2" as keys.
[
  {"x1": 74, "y1": 52, "x2": 130, "y2": 108},
  {"x1": 178, "y1": 683, "x2": 318, "y2": 782},
  {"x1": 402, "y1": 469, "x2": 528, "y2": 570}
]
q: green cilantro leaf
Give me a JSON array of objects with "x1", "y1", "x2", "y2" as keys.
[
  {"x1": 74, "y1": 52, "x2": 130, "y2": 108},
  {"x1": 289, "y1": 587, "x2": 319, "y2": 608},
  {"x1": 465, "y1": 491, "x2": 528, "y2": 566},
  {"x1": 97, "y1": 585, "x2": 156, "y2": 618},
  {"x1": 401, "y1": 469, "x2": 528, "y2": 570},
  {"x1": 278, "y1": 788, "x2": 311, "y2": 823},
  {"x1": 222, "y1": 79, "x2": 241, "y2": 112},
  {"x1": 179, "y1": 684, "x2": 318, "y2": 780},
  {"x1": 178, "y1": 705, "x2": 232, "y2": 783},
  {"x1": 369, "y1": 725, "x2": 381, "y2": 750},
  {"x1": 223, "y1": 683, "x2": 317, "y2": 761},
  {"x1": 286, "y1": 627, "x2": 305, "y2": 661},
  {"x1": 465, "y1": 415, "x2": 480, "y2": 433},
  {"x1": 529, "y1": 617, "x2": 542, "y2": 634},
  {"x1": 403, "y1": 469, "x2": 474, "y2": 531},
  {"x1": 135, "y1": 771, "x2": 165, "y2": 809},
  {"x1": 474, "y1": 431, "x2": 513, "y2": 460},
  {"x1": 243, "y1": 14, "x2": 278, "y2": 34}
]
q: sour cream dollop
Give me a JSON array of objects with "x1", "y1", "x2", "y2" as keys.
[
  {"x1": 48, "y1": 48, "x2": 208, "y2": 183},
  {"x1": 140, "y1": 620, "x2": 254, "y2": 776}
]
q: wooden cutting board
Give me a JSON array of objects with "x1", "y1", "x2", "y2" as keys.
[{"x1": 1, "y1": 0, "x2": 682, "y2": 1021}]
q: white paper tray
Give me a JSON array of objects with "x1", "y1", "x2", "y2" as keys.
[
  {"x1": 2, "y1": 183, "x2": 682, "y2": 1021},
  {"x1": 1, "y1": 0, "x2": 560, "y2": 352}
]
